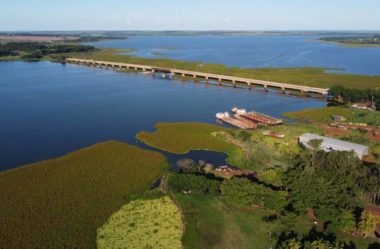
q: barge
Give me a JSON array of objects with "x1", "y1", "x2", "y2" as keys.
[
  {"x1": 216, "y1": 112, "x2": 257, "y2": 130},
  {"x1": 232, "y1": 108, "x2": 283, "y2": 126}
]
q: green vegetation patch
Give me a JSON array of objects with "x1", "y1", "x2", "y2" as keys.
[
  {"x1": 0, "y1": 41, "x2": 95, "y2": 61},
  {"x1": 284, "y1": 106, "x2": 380, "y2": 126},
  {"x1": 320, "y1": 36, "x2": 380, "y2": 47},
  {"x1": 0, "y1": 141, "x2": 167, "y2": 249},
  {"x1": 137, "y1": 122, "x2": 238, "y2": 154},
  {"x1": 174, "y1": 194, "x2": 290, "y2": 249},
  {"x1": 71, "y1": 49, "x2": 380, "y2": 89},
  {"x1": 97, "y1": 196, "x2": 183, "y2": 249}
]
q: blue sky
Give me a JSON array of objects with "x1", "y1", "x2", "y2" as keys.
[{"x1": 1, "y1": 0, "x2": 379, "y2": 31}]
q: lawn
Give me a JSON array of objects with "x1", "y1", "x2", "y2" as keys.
[
  {"x1": 0, "y1": 141, "x2": 168, "y2": 249},
  {"x1": 97, "y1": 195, "x2": 183, "y2": 249},
  {"x1": 70, "y1": 49, "x2": 380, "y2": 89}
]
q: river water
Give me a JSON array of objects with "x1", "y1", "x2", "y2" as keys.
[
  {"x1": 0, "y1": 60, "x2": 325, "y2": 170},
  {"x1": 86, "y1": 35, "x2": 380, "y2": 76}
]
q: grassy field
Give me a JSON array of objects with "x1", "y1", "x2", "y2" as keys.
[
  {"x1": 174, "y1": 193, "x2": 311, "y2": 249},
  {"x1": 0, "y1": 141, "x2": 168, "y2": 249},
  {"x1": 97, "y1": 195, "x2": 183, "y2": 249},
  {"x1": 284, "y1": 106, "x2": 380, "y2": 126},
  {"x1": 70, "y1": 49, "x2": 380, "y2": 89},
  {"x1": 136, "y1": 122, "x2": 259, "y2": 168},
  {"x1": 137, "y1": 122, "x2": 320, "y2": 171},
  {"x1": 137, "y1": 122, "x2": 242, "y2": 162},
  {"x1": 174, "y1": 193, "x2": 376, "y2": 249},
  {"x1": 230, "y1": 123, "x2": 323, "y2": 171},
  {"x1": 283, "y1": 107, "x2": 380, "y2": 164}
]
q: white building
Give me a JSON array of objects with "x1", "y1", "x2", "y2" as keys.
[{"x1": 299, "y1": 133, "x2": 369, "y2": 159}]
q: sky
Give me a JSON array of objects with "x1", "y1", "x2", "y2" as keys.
[{"x1": 1, "y1": 0, "x2": 379, "y2": 31}]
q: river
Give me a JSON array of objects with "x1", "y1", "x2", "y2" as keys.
[
  {"x1": 85, "y1": 35, "x2": 380, "y2": 76},
  {"x1": 0, "y1": 60, "x2": 325, "y2": 170}
]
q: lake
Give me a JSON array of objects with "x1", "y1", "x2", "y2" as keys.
[
  {"x1": 0, "y1": 61, "x2": 325, "y2": 170},
  {"x1": 86, "y1": 35, "x2": 380, "y2": 75}
]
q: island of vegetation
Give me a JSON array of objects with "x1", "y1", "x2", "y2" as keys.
[{"x1": 320, "y1": 35, "x2": 380, "y2": 47}]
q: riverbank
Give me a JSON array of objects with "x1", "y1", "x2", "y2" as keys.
[{"x1": 319, "y1": 36, "x2": 380, "y2": 48}]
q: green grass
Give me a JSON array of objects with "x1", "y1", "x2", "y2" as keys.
[
  {"x1": 174, "y1": 194, "x2": 299, "y2": 249},
  {"x1": 174, "y1": 193, "x2": 375, "y2": 249},
  {"x1": 284, "y1": 106, "x2": 380, "y2": 126},
  {"x1": 137, "y1": 122, "x2": 241, "y2": 162},
  {"x1": 136, "y1": 122, "x2": 321, "y2": 171},
  {"x1": 70, "y1": 48, "x2": 380, "y2": 89},
  {"x1": 0, "y1": 141, "x2": 168, "y2": 249},
  {"x1": 97, "y1": 196, "x2": 183, "y2": 249},
  {"x1": 136, "y1": 122, "x2": 256, "y2": 168}
]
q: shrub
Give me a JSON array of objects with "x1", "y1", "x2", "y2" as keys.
[
  {"x1": 221, "y1": 178, "x2": 287, "y2": 211},
  {"x1": 168, "y1": 173, "x2": 221, "y2": 195}
]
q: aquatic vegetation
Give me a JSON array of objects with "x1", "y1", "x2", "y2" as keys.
[
  {"x1": 0, "y1": 141, "x2": 167, "y2": 249},
  {"x1": 137, "y1": 122, "x2": 238, "y2": 154},
  {"x1": 71, "y1": 48, "x2": 380, "y2": 89},
  {"x1": 97, "y1": 196, "x2": 183, "y2": 249}
]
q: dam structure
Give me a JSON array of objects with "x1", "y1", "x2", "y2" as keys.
[{"x1": 66, "y1": 58, "x2": 329, "y2": 96}]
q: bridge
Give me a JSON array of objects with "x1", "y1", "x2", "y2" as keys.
[{"x1": 65, "y1": 58, "x2": 329, "y2": 96}]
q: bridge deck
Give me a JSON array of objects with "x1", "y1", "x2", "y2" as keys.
[{"x1": 66, "y1": 58, "x2": 329, "y2": 95}]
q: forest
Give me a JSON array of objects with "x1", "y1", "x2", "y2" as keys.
[{"x1": 0, "y1": 42, "x2": 95, "y2": 59}]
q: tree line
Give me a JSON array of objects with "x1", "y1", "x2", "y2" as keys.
[
  {"x1": 329, "y1": 85, "x2": 380, "y2": 110},
  {"x1": 0, "y1": 42, "x2": 95, "y2": 59},
  {"x1": 169, "y1": 147, "x2": 380, "y2": 247}
]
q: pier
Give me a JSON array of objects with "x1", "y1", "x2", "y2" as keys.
[{"x1": 66, "y1": 58, "x2": 329, "y2": 96}]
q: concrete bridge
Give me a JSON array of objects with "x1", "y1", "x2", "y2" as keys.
[{"x1": 66, "y1": 58, "x2": 329, "y2": 96}]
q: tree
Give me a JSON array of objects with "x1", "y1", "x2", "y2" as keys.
[
  {"x1": 278, "y1": 238, "x2": 344, "y2": 249},
  {"x1": 221, "y1": 178, "x2": 287, "y2": 211},
  {"x1": 168, "y1": 173, "x2": 221, "y2": 195},
  {"x1": 283, "y1": 151, "x2": 364, "y2": 231}
]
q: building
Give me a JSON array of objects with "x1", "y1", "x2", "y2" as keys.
[{"x1": 299, "y1": 133, "x2": 369, "y2": 159}]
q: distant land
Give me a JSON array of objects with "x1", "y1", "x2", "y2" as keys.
[
  {"x1": 1, "y1": 30, "x2": 380, "y2": 37},
  {"x1": 320, "y1": 35, "x2": 380, "y2": 47}
]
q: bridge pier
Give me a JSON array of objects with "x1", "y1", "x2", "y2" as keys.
[
  {"x1": 218, "y1": 78, "x2": 222, "y2": 86},
  {"x1": 247, "y1": 82, "x2": 252, "y2": 90},
  {"x1": 232, "y1": 80, "x2": 237, "y2": 88}
]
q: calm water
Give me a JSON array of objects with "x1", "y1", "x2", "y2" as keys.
[
  {"x1": 86, "y1": 35, "x2": 380, "y2": 75},
  {"x1": 0, "y1": 61, "x2": 325, "y2": 170}
]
